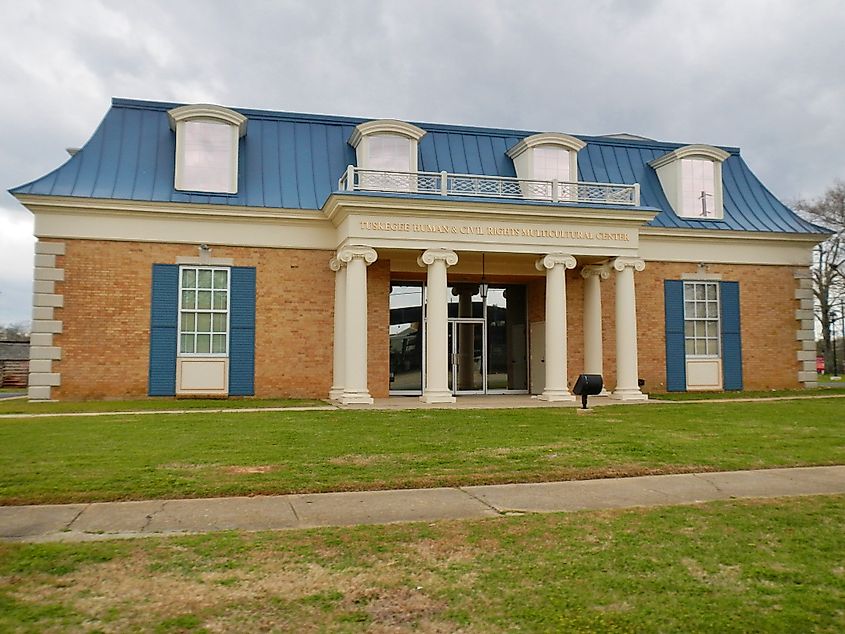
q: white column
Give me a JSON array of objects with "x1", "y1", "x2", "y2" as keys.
[
  {"x1": 337, "y1": 245, "x2": 378, "y2": 405},
  {"x1": 580, "y1": 263, "x2": 611, "y2": 395},
  {"x1": 611, "y1": 257, "x2": 648, "y2": 401},
  {"x1": 535, "y1": 253, "x2": 577, "y2": 402},
  {"x1": 419, "y1": 248, "x2": 458, "y2": 403},
  {"x1": 328, "y1": 257, "x2": 346, "y2": 400}
]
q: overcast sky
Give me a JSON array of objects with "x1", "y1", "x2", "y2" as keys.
[{"x1": 1, "y1": 0, "x2": 843, "y2": 324}]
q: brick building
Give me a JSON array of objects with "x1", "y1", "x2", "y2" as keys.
[{"x1": 10, "y1": 99, "x2": 826, "y2": 402}]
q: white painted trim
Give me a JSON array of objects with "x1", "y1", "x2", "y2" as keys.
[
  {"x1": 648, "y1": 144, "x2": 730, "y2": 169},
  {"x1": 167, "y1": 104, "x2": 247, "y2": 135},
  {"x1": 506, "y1": 133, "x2": 586, "y2": 159},
  {"x1": 348, "y1": 119, "x2": 426, "y2": 147}
]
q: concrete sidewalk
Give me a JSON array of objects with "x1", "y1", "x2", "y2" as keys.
[{"x1": 1, "y1": 466, "x2": 843, "y2": 543}]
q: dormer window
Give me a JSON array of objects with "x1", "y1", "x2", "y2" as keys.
[
  {"x1": 533, "y1": 145, "x2": 571, "y2": 182},
  {"x1": 650, "y1": 145, "x2": 730, "y2": 220},
  {"x1": 368, "y1": 134, "x2": 411, "y2": 173},
  {"x1": 349, "y1": 120, "x2": 426, "y2": 192},
  {"x1": 168, "y1": 104, "x2": 247, "y2": 194},
  {"x1": 507, "y1": 133, "x2": 586, "y2": 201},
  {"x1": 681, "y1": 158, "x2": 716, "y2": 217}
]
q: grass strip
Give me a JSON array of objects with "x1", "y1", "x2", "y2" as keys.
[
  {"x1": 0, "y1": 399, "x2": 842, "y2": 505},
  {"x1": 0, "y1": 397, "x2": 325, "y2": 415},
  {"x1": 1, "y1": 495, "x2": 843, "y2": 632}
]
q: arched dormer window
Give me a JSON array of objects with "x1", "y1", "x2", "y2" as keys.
[
  {"x1": 168, "y1": 104, "x2": 247, "y2": 194},
  {"x1": 649, "y1": 144, "x2": 730, "y2": 220},
  {"x1": 349, "y1": 120, "x2": 426, "y2": 191},
  {"x1": 507, "y1": 133, "x2": 586, "y2": 200}
]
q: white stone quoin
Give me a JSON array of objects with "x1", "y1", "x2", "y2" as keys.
[
  {"x1": 611, "y1": 257, "x2": 648, "y2": 400},
  {"x1": 418, "y1": 248, "x2": 459, "y2": 403},
  {"x1": 535, "y1": 253, "x2": 577, "y2": 401},
  {"x1": 337, "y1": 245, "x2": 378, "y2": 405},
  {"x1": 328, "y1": 256, "x2": 347, "y2": 400},
  {"x1": 581, "y1": 263, "x2": 611, "y2": 395}
]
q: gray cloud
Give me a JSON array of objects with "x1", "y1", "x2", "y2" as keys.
[{"x1": 1, "y1": 0, "x2": 843, "y2": 323}]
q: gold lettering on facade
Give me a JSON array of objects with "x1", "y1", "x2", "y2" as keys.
[{"x1": 358, "y1": 221, "x2": 630, "y2": 242}]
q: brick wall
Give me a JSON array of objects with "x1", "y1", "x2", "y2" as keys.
[
  {"x1": 526, "y1": 262, "x2": 801, "y2": 393},
  {"x1": 53, "y1": 240, "x2": 391, "y2": 400},
  {"x1": 51, "y1": 240, "x2": 802, "y2": 399}
]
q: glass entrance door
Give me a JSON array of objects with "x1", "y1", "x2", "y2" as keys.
[{"x1": 447, "y1": 319, "x2": 485, "y2": 394}]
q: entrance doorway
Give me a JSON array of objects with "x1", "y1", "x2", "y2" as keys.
[
  {"x1": 388, "y1": 281, "x2": 529, "y2": 396},
  {"x1": 448, "y1": 318, "x2": 485, "y2": 394}
]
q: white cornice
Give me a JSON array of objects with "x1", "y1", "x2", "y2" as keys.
[
  {"x1": 14, "y1": 194, "x2": 325, "y2": 224},
  {"x1": 322, "y1": 193, "x2": 658, "y2": 227},
  {"x1": 640, "y1": 226, "x2": 827, "y2": 245},
  {"x1": 506, "y1": 133, "x2": 587, "y2": 159},
  {"x1": 648, "y1": 144, "x2": 730, "y2": 169},
  {"x1": 348, "y1": 119, "x2": 427, "y2": 148},
  {"x1": 167, "y1": 104, "x2": 248, "y2": 136}
]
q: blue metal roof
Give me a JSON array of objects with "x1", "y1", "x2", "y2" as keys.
[{"x1": 10, "y1": 98, "x2": 823, "y2": 234}]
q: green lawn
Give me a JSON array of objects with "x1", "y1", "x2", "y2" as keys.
[
  {"x1": 1, "y1": 399, "x2": 842, "y2": 505},
  {"x1": 0, "y1": 397, "x2": 325, "y2": 415},
  {"x1": 1, "y1": 495, "x2": 843, "y2": 632},
  {"x1": 649, "y1": 385, "x2": 845, "y2": 400}
]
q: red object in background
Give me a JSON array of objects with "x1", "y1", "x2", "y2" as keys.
[{"x1": 817, "y1": 356, "x2": 825, "y2": 372}]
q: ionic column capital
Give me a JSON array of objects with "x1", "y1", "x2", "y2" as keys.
[
  {"x1": 337, "y1": 245, "x2": 378, "y2": 266},
  {"x1": 612, "y1": 257, "x2": 645, "y2": 273},
  {"x1": 580, "y1": 263, "x2": 612, "y2": 280},
  {"x1": 417, "y1": 248, "x2": 458, "y2": 268},
  {"x1": 329, "y1": 257, "x2": 345, "y2": 272},
  {"x1": 535, "y1": 253, "x2": 577, "y2": 272}
]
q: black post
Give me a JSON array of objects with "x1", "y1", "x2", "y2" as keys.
[{"x1": 581, "y1": 393, "x2": 589, "y2": 410}]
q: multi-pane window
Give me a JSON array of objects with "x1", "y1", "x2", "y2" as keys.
[
  {"x1": 179, "y1": 267, "x2": 229, "y2": 355},
  {"x1": 362, "y1": 134, "x2": 412, "y2": 191},
  {"x1": 179, "y1": 121, "x2": 236, "y2": 193},
  {"x1": 684, "y1": 282, "x2": 720, "y2": 356},
  {"x1": 533, "y1": 146, "x2": 571, "y2": 182},
  {"x1": 680, "y1": 159, "x2": 716, "y2": 217},
  {"x1": 531, "y1": 146, "x2": 572, "y2": 200}
]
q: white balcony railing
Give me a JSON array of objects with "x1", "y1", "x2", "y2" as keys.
[{"x1": 337, "y1": 166, "x2": 640, "y2": 206}]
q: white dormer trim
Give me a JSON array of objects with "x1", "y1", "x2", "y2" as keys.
[
  {"x1": 648, "y1": 144, "x2": 730, "y2": 170},
  {"x1": 167, "y1": 104, "x2": 247, "y2": 195},
  {"x1": 507, "y1": 133, "x2": 586, "y2": 184},
  {"x1": 167, "y1": 104, "x2": 248, "y2": 136},
  {"x1": 349, "y1": 119, "x2": 426, "y2": 174},
  {"x1": 506, "y1": 132, "x2": 586, "y2": 159},
  {"x1": 649, "y1": 144, "x2": 730, "y2": 220}
]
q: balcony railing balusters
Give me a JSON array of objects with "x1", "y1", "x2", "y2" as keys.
[{"x1": 338, "y1": 166, "x2": 639, "y2": 206}]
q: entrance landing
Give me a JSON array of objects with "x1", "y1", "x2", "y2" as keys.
[{"x1": 337, "y1": 394, "x2": 650, "y2": 410}]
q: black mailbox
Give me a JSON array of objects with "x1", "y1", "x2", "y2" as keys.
[{"x1": 572, "y1": 374, "x2": 603, "y2": 409}]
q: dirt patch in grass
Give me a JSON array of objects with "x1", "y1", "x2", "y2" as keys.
[{"x1": 221, "y1": 465, "x2": 277, "y2": 475}]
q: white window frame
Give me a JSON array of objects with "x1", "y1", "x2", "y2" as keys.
[
  {"x1": 168, "y1": 104, "x2": 247, "y2": 195},
  {"x1": 178, "y1": 265, "x2": 230, "y2": 357},
  {"x1": 649, "y1": 144, "x2": 729, "y2": 221},
  {"x1": 683, "y1": 281, "x2": 720, "y2": 358},
  {"x1": 348, "y1": 119, "x2": 427, "y2": 193}
]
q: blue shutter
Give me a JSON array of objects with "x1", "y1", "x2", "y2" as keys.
[
  {"x1": 229, "y1": 266, "x2": 256, "y2": 396},
  {"x1": 664, "y1": 280, "x2": 687, "y2": 392},
  {"x1": 149, "y1": 264, "x2": 178, "y2": 396},
  {"x1": 720, "y1": 281, "x2": 743, "y2": 390}
]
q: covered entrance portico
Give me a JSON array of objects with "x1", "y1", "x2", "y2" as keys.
[{"x1": 324, "y1": 194, "x2": 657, "y2": 405}]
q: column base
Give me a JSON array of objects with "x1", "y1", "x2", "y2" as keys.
[
  {"x1": 420, "y1": 390, "x2": 456, "y2": 404},
  {"x1": 610, "y1": 388, "x2": 648, "y2": 401},
  {"x1": 539, "y1": 390, "x2": 576, "y2": 402},
  {"x1": 328, "y1": 387, "x2": 344, "y2": 401},
  {"x1": 339, "y1": 390, "x2": 374, "y2": 405}
]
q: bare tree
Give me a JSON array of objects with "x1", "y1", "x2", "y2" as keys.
[
  {"x1": 795, "y1": 181, "x2": 845, "y2": 373},
  {"x1": 0, "y1": 322, "x2": 31, "y2": 342}
]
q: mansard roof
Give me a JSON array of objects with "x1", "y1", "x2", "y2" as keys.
[{"x1": 10, "y1": 97, "x2": 823, "y2": 234}]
